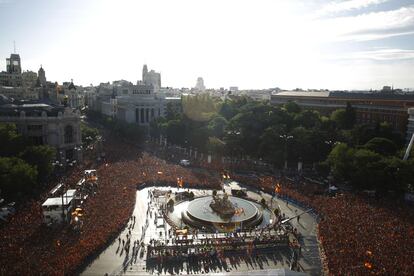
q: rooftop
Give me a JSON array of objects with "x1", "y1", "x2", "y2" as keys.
[
  {"x1": 42, "y1": 197, "x2": 73, "y2": 207},
  {"x1": 273, "y1": 90, "x2": 414, "y2": 100}
]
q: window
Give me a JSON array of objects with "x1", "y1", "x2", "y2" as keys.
[
  {"x1": 66, "y1": 149, "x2": 74, "y2": 160},
  {"x1": 64, "y1": 125, "x2": 74, "y2": 144},
  {"x1": 28, "y1": 125, "x2": 42, "y2": 131},
  {"x1": 29, "y1": 136, "x2": 43, "y2": 145}
]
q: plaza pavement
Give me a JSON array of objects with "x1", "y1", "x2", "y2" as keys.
[{"x1": 81, "y1": 183, "x2": 322, "y2": 275}]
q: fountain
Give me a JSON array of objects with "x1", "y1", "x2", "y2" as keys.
[
  {"x1": 209, "y1": 193, "x2": 236, "y2": 218},
  {"x1": 179, "y1": 192, "x2": 264, "y2": 232}
]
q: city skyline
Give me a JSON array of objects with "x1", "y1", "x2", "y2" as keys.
[{"x1": 0, "y1": 0, "x2": 413, "y2": 90}]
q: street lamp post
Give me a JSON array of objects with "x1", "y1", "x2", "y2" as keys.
[{"x1": 280, "y1": 135, "x2": 293, "y2": 170}]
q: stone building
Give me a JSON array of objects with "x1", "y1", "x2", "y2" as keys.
[
  {"x1": 0, "y1": 97, "x2": 82, "y2": 163},
  {"x1": 142, "y1": 64, "x2": 161, "y2": 93},
  {"x1": 271, "y1": 90, "x2": 414, "y2": 136},
  {"x1": 0, "y1": 53, "x2": 23, "y2": 87}
]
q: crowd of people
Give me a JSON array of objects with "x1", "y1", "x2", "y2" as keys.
[
  {"x1": 1, "y1": 134, "x2": 414, "y2": 275},
  {"x1": 0, "y1": 137, "x2": 221, "y2": 275},
  {"x1": 234, "y1": 174, "x2": 414, "y2": 275}
]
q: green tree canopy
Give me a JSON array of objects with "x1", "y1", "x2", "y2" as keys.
[
  {"x1": 0, "y1": 157, "x2": 37, "y2": 200},
  {"x1": 331, "y1": 103, "x2": 356, "y2": 130},
  {"x1": 363, "y1": 137, "x2": 397, "y2": 156},
  {"x1": 81, "y1": 123, "x2": 99, "y2": 145},
  {"x1": 206, "y1": 137, "x2": 226, "y2": 155},
  {"x1": 327, "y1": 143, "x2": 355, "y2": 181},
  {"x1": 182, "y1": 93, "x2": 219, "y2": 122},
  {"x1": 294, "y1": 110, "x2": 321, "y2": 129},
  {"x1": 350, "y1": 149, "x2": 386, "y2": 190},
  {"x1": 19, "y1": 145, "x2": 56, "y2": 182},
  {"x1": 207, "y1": 116, "x2": 228, "y2": 138},
  {"x1": 0, "y1": 123, "x2": 27, "y2": 156},
  {"x1": 283, "y1": 101, "x2": 301, "y2": 114}
]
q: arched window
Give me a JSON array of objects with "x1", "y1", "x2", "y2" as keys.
[{"x1": 64, "y1": 125, "x2": 74, "y2": 144}]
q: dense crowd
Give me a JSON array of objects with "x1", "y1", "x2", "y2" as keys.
[
  {"x1": 1, "y1": 135, "x2": 414, "y2": 275},
  {"x1": 0, "y1": 137, "x2": 220, "y2": 275},
  {"x1": 233, "y1": 174, "x2": 414, "y2": 275}
]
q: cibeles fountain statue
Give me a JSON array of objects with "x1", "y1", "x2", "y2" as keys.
[
  {"x1": 210, "y1": 193, "x2": 236, "y2": 218},
  {"x1": 180, "y1": 191, "x2": 265, "y2": 231}
]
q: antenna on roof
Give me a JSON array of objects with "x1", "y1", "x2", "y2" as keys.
[{"x1": 13, "y1": 41, "x2": 16, "y2": 53}]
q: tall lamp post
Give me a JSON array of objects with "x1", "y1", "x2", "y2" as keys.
[{"x1": 280, "y1": 134, "x2": 293, "y2": 170}]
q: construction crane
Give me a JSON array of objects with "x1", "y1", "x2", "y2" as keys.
[{"x1": 403, "y1": 133, "x2": 414, "y2": 161}]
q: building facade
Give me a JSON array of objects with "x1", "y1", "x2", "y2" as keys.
[
  {"x1": 0, "y1": 86, "x2": 39, "y2": 100},
  {"x1": 89, "y1": 75, "x2": 181, "y2": 126},
  {"x1": 0, "y1": 54, "x2": 23, "y2": 87},
  {"x1": 195, "y1": 77, "x2": 205, "y2": 91},
  {"x1": 142, "y1": 64, "x2": 161, "y2": 93},
  {"x1": 271, "y1": 90, "x2": 414, "y2": 135},
  {"x1": 0, "y1": 100, "x2": 82, "y2": 163}
]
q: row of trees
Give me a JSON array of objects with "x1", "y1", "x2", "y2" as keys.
[
  {"x1": 149, "y1": 94, "x2": 412, "y2": 193},
  {"x1": 327, "y1": 142, "x2": 414, "y2": 193},
  {"x1": 0, "y1": 123, "x2": 56, "y2": 201},
  {"x1": 86, "y1": 110, "x2": 145, "y2": 144}
]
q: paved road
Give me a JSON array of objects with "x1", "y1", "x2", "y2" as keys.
[{"x1": 81, "y1": 184, "x2": 322, "y2": 275}]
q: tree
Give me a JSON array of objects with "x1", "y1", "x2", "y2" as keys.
[
  {"x1": 331, "y1": 109, "x2": 347, "y2": 129},
  {"x1": 189, "y1": 126, "x2": 210, "y2": 151},
  {"x1": 284, "y1": 101, "x2": 301, "y2": 114},
  {"x1": 149, "y1": 117, "x2": 167, "y2": 138},
  {"x1": 294, "y1": 110, "x2": 321, "y2": 129},
  {"x1": 344, "y1": 102, "x2": 356, "y2": 129},
  {"x1": 258, "y1": 126, "x2": 285, "y2": 167},
  {"x1": 383, "y1": 157, "x2": 414, "y2": 193},
  {"x1": 182, "y1": 93, "x2": 219, "y2": 122},
  {"x1": 81, "y1": 123, "x2": 99, "y2": 146},
  {"x1": 0, "y1": 157, "x2": 37, "y2": 200},
  {"x1": 0, "y1": 123, "x2": 27, "y2": 157},
  {"x1": 374, "y1": 121, "x2": 403, "y2": 146},
  {"x1": 363, "y1": 137, "x2": 397, "y2": 156},
  {"x1": 224, "y1": 102, "x2": 275, "y2": 157},
  {"x1": 207, "y1": 116, "x2": 228, "y2": 138},
  {"x1": 219, "y1": 100, "x2": 237, "y2": 120},
  {"x1": 350, "y1": 149, "x2": 386, "y2": 190},
  {"x1": 20, "y1": 145, "x2": 56, "y2": 182},
  {"x1": 327, "y1": 143, "x2": 355, "y2": 181},
  {"x1": 331, "y1": 103, "x2": 356, "y2": 130},
  {"x1": 165, "y1": 102, "x2": 179, "y2": 121},
  {"x1": 350, "y1": 124, "x2": 376, "y2": 145},
  {"x1": 206, "y1": 137, "x2": 226, "y2": 156}
]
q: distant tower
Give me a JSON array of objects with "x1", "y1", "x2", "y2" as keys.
[
  {"x1": 38, "y1": 65, "x2": 46, "y2": 86},
  {"x1": 195, "y1": 77, "x2": 205, "y2": 91},
  {"x1": 141, "y1": 64, "x2": 161, "y2": 92},
  {"x1": 6, "y1": 54, "x2": 21, "y2": 74},
  {"x1": 142, "y1": 64, "x2": 148, "y2": 83}
]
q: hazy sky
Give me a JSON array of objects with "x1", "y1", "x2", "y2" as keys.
[{"x1": 0, "y1": 0, "x2": 413, "y2": 90}]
